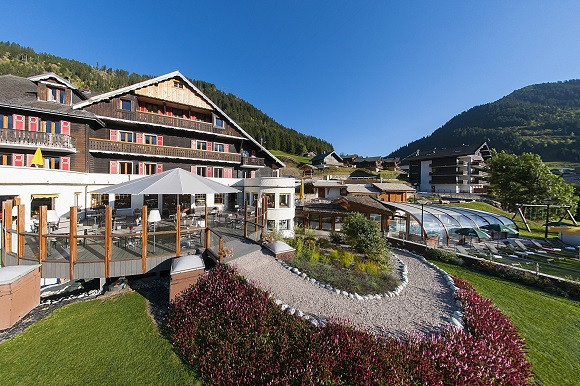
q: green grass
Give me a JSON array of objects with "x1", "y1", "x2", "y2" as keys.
[
  {"x1": 0, "y1": 292, "x2": 201, "y2": 385},
  {"x1": 435, "y1": 261, "x2": 580, "y2": 386},
  {"x1": 269, "y1": 150, "x2": 311, "y2": 165},
  {"x1": 447, "y1": 201, "x2": 560, "y2": 240}
]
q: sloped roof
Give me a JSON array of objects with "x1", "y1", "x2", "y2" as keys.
[
  {"x1": 372, "y1": 182, "x2": 415, "y2": 192},
  {"x1": 0, "y1": 75, "x2": 101, "y2": 122},
  {"x1": 313, "y1": 180, "x2": 343, "y2": 187},
  {"x1": 73, "y1": 71, "x2": 284, "y2": 167},
  {"x1": 406, "y1": 142, "x2": 490, "y2": 161},
  {"x1": 333, "y1": 195, "x2": 392, "y2": 213},
  {"x1": 353, "y1": 156, "x2": 382, "y2": 163},
  {"x1": 346, "y1": 184, "x2": 381, "y2": 194},
  {"x1": 349, "y1": 169, "x2": 378, "y2": 179},
  {"x1": 311, "y1": 151, "x2": 343, "y2": 163}
]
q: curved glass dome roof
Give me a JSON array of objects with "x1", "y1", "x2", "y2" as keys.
[{"x1": 383, "y1": 202, "x2": 517, "y2": 244}]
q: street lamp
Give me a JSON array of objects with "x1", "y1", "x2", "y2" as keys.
[{"x1": 544, "y1": 199, "x2": 557, "y2": 239}]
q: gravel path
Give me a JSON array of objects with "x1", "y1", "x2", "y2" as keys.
[{"x1": 230, "y1": 249, "x2": 455, "y2": 337}]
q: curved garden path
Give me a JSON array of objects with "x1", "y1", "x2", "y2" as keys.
[{"x1": 229, "y1": 249, "x2": 455, "y2": 337}]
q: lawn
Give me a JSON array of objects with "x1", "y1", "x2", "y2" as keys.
[
  {"x1": 269, "y1": 150, "x2": 311, "y2": 165},
  {"x1": 448, "y1": 201, "x2": 560, "y2": 240},
  {"x1": 435, "y1": 261, "x2": 580, "y2": 386},
  {"x1": 0, "y1": 292, "x2": 200, "y2": 385}
]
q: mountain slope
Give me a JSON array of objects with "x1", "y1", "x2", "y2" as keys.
[
  {"x1": 0, "y1": 41, "x2": 333, "y2": 155},
  {"x1": 390, "y1": 80, "x2": 580, "y2": 162}
]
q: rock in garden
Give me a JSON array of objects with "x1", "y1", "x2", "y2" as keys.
[
  {"x1": 291, "y1": 268, "x2": 299, "y2": 274},
  {"x1": 296, "y1": 310, "x2": 304, "y2": 317},
  {"x1": 274, "y1": 299, "x2": 283, "y2": 305},
  {"x1": 280, "y1": 304, "x2": 289, "y2": 311}
]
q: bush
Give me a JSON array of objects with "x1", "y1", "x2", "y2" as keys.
[
  {"x1": 354, "y1": 260, "x2": 366, "y2": 272},
  {"x1": 168, "y1": 265, "x2": 531, "y2": 384},
  {"x1": 328, "y1": 249, "x2": 340, "y2": 264},
  {"x1": 339, "y1": 250, "x2": 354, "y2": 269},
  {"x1": 329, "y1": 231, "x2": 343, "y2": 244},
  {"x1": 425, "y1": 248, "x2": 465, "y2": 265},
  {"x1": 365, "y1": 261, "x2": 380, "y2": 275},
  {"x1": 316, "y1": 237, "x2": 330, "y2": 248},
  {"x1": 342, "y1": 213, "x2": 381, "y2": 253}
]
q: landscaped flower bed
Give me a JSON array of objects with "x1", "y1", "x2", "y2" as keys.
[{"x1": 168, "y1": 264, "x2": 531, "y2": 384}]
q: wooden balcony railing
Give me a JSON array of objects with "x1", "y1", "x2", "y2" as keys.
[
  {"x1": 102, "y1": 110, "x2": 239, "y2": 136},
  {"x1": 89, "y1": 139, "x2": 242, "y2": 163},
  {"x1": 0, "y1": 128, "x2": 76, "y2": 150},
  {"x1": 241, "y1": 156, "x2": 265, "y2": 167}
]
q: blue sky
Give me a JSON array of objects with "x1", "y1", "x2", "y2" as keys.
[{"x1": 3, "y1": 1, "x2": 580, "y2": 156}]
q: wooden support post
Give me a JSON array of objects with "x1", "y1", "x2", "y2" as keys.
[
  {"x1": 1, "y1": 202, "x2": 6, "y2": 267},
  {"x1": 4, "y1": 201, "x2": 12, "y2": 256},
  {"x1": 141, "y1": 205, "x2": 148, "y2": 274},
  {"x1": 331, "y1": 216, "x2": 336, "y2": 232},
  {"x1": 244, "y1": 201, "x2": 248, "y2": 238},
  {"x1": 175, "y1": 204, "x2": 181, "y2": 258},
  {"x1": 17, "y1": 204, "x2": 25, "y2": 260},
  {"x1": 38, "y1": 206, "x2": 47, "y2": 263},
  {"x1": 205, "y1": 201, "x2": 208, "y2": 227},
  {"x1": 261, "y1": 195, "x2": 267, "y2": 241},
  {"x1": 219, "y1": 237, "x2": 224, "y2": 262},
  {"x1": 254, "y1": 201, "x2": 259, "y2": 241},
  {"x1": 14, "y1": 196, "x2": 20, "y2": 206},
  {"x1": 104, "y1": 206, "x2": 112, "y2": 278},
  {"x1": 69, "y1": 206, "x2": 78, "y2": 280}
]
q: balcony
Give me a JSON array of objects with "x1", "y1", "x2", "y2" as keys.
[
  {"x1": 102, "y1": 110, "x2": 240, "y2": 137},
  {"x1": 241, "y1": 156, "x2": 265, "y2": 168},
  {"x1": 0, "y1": 128, "x2": 76, "y2": 152},
  {"x1": 89, "y1": 139, "x2": 241, "y2": 163}
]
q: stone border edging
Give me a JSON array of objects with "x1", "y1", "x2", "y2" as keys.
[
  {"x1": 393, "y1": 248, "x2": 465, "y2": 330},
  {"x1": 273, "y1": 253, "x2": 408, "y2": 302}
]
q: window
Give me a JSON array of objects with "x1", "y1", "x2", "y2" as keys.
[
  {"x1": 41, "y1": 120, "x2": 61, "y2": 134},
  {"x1": 44, "y1": 157, "x2": 61, "y2": 170},
  {"x1": 118, "y1": 161, "x2": 133, "y2": 174},
  {"x1": 214, "y1": 194, "x2": 224, "y2": 204},
  {"x1": 213, "y1": 167, "x2": 223, "y2": 178},
  {"x1": 267, "y1": 220, "x2": 276, "y2": 231},
  {"x1": 0, "y1": 153, "x2": 12, "y2": 165},
  {"x1": 196, "y1": 141, "x2": 207, "y2": 150},
  {"x1": 119, "y1": 131, "x2": 134, "y2": 142},
  {"x1": 173, "y1": 81, "x2": 183, "y2": 88},
  {"x1": 48, "y1": 87, "x2": 66, "y2": 103},
  {"x1": 194, "y1": 194, "x2": 206, "y2": 206},
  {"x1": 144, "y1": 194, "x2": 159, "y2": 208},
  {"x1": 264, "y1": 193, "x2": 275, "y2": 208},
  {"x1": 172, "y1": 108, "x2": 184, "y2": 118},
  {"x1": 91, "y1": 193, "x2": 109, "y2": 209},
  {"x1": 121, "y1": 99, "x2": 132, "y2": 111},
  {"x1": 279, "y1": 193, "x2": 290, "y2": 208},
  {"x1": 115, "y1": 194, "x2": 131, "y2": 209},
  {"x1": 193, "y1": 112, "x2": 208, "y2": 122},
  {"x1": 146, "y1": 103, "x2": 159, "y2": 114},
  {"x1": 0, "y1": 114, "x2": 13, "y2": 129},
  {"x1": 196, "y1": 166, "x2": 207, "y2": 177},
  {"x1": 279, "y1": 219, "x2": 289, "y2": 230},
  {"x1": 143, "y1": 163, "x2": 157, "y2": 175},
  {"x1": 215, "y1": 117, "x2": 224, "y2": 127},
  {"x1": 144, "y1": 134, "x2": 157, "y2": 145},
  {"x1": 213, "y1": 143, "x2": 224, "y2": 152}
]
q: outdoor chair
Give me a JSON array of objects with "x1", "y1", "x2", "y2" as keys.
[
  {"x1": 484, "y1": 242, "x2": 500, "y2": 254},
  {"x1": 455, "y1": 245, "x2": 472, "y2": 256},
  {"x1": 513, "y1": 239, "x2": 529, "y2": 251}
]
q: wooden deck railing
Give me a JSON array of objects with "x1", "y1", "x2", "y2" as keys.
[
  {"x1": 89, "y1": 139, "x2": 241, "y2": 163},
  {"x1": 0, "y1": 128, "x2": 76, "y2": 150},
  {"x1": 1, "y1": 201, "x2": 225, "y2": 279},
  {"x1": 241, "y1": 156, "x2": 265, "y2": 167}
]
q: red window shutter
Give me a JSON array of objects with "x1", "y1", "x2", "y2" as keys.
[
  {"x1": 138, "y1": 101, "x2": 145, "y2": 112},
  {"x1": 206, "y1": 167, "x2": 212, "y2": 177},
  {"x1": 207, "y1": 142, "x2": 212, "y2": 151},
  {"x1": 136, "y1": 132, "x2": 143, "y2": 144},
  {"x1": 60, "y1": 121, "x2": 70, "y2": 135},
  {"x1": 156, "y1": 164, "x2": 163, "y2": 174},
  {"x1": 225, "y1": 168, "x2": 233, "y2": 178},
  {"x1": 190, "y1": 165, "x2": 196, "y2": 173},
  {"x1": 138, "y1": 162, "x2": 144, "y2": 175},
  {"x1": 109, "y1": 130, "x2": 118, "y2": 141},
  {"x1": 157, "y1": 136, "x2": 163, "y2": 146},
  {"x1": 12, "y1": 154, "x2": 24, "y2": 167},
  {"x1": 13, "y1": 114, "x2": 24, "y2": 130},
  {"x1": 251, "y1": 170, "x2": 256, "y2": 178},
  {"x1": 109, "y1": 161, "x2": 118, "y2": 174},
  {"x1": 28, "y1": 117, "x2": 38, "y2": 132},
  {"x1": 60, "y1": 157, "x2": 70, "y2": 171},
  {"x1": 26, "y1": 154, "x2": 33, "y2": 167},
  {"x1": 224, "y1": 144, "x2": 229, "y2": 153},
  {"x1": 191, "y1": 140, "x2": 195, "y2": 148}
]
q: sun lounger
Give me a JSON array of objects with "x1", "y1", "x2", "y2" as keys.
[
  {"x1": 455, "y1": 245, "x2": 472, "y2": 256},
  {"x1": 513, "y1": 239, "x2": 529, "y2": 251},
  {"x1": 484, "y1": 242, "x2": 500, "y2": 254},
  {"x1": 530, "y1": 239, "x2": 545, "y2": 249}
]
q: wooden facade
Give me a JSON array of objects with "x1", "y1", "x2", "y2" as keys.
[{"x1": 0, "y1": 72, "x2": 282, "y2": 182}]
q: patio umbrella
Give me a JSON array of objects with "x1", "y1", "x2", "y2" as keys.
[
  {"x1": 481, "y1": 223, "x2": 519, "y2": 235},
  {"x1": 92, "y1": 168, "x2": 239, "y2": 196},
  {"x1": 454, "y1": 227, "x2": 491, "y2": 239},
  {"x1": 30, "y1": 147, "x2": 44, "y2": 167}
]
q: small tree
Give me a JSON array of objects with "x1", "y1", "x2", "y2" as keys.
[
  {"x1": 341, "y1": 212, "x2": 391, "y2": 269},
  {"x1": 487, "y1": 151, "x2": 578, "y2": 215}
]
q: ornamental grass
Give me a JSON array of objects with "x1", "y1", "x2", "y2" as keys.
[{"x1": 168, "y1": 265, "x2": 531, "y2": 385}]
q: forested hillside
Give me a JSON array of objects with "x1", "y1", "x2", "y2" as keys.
[
  {"x1": 390, "y1": 81, "x2": 580, "y2": 162},
  {"x1": 0, "y1": 41, "x2": 333, "y2": 155}
]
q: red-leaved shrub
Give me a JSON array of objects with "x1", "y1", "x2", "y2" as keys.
[{"x1": 168, "y1": 265, "x2": 531, "y2": 384}]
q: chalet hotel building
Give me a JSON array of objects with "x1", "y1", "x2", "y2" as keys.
[{"x1": 0, "y1": 72, "x2": 295, "y2": 235}]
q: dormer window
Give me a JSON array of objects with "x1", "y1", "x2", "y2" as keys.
[
  {"x1": 120, "y1": 99, "x2": 132, "y2": 111},
  {"x1": 215, "y1": 117, "x2": 224, "y2": 128},
  {"x1": 48, "y1": 87, "x2": 66, "y2": 104}
]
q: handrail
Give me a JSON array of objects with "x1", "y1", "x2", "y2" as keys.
[{"x1": 0, "y1": 127, "x2": 76, "y2": 149}]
